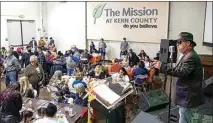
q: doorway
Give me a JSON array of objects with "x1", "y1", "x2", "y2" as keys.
[{"x1": 7, "y1": 20, "x2": 36, "y2": 47}]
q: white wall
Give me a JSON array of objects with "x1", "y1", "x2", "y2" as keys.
[
  {"x1": 46, "y1": 2, "x2": 86, "y2": 53},
  {"x1": 1, "y1": 2, "x2": 211, "y2": 58},
  {"x1": 1, "y1": 2, "x2": 42, "y2": 48},
  {"x1": 87, "y1": 2, "x2": 212, "y2": 60},
  {"x1": 169, "y1": 2, "x2": 212, "y2": 55}
]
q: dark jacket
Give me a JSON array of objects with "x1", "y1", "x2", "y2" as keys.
[
  {"x1": 21, "y1": 52, "x2": 34, "y2": 68},
  {"x1": 128, "y1": 52, "x2": 139, "y2": 67},
  {"x1": 88, "y1": 71, "x2": 105, "y2": 79},
  {"x1": 12, "y1": 51, "x2": 19, "y2": 60},
  {"x1": 0, "y1": 92, "x2": 22, "y2": 123},
  {"x1": 132, "y1": 67, "x2": 148, "y2": 77},
  {"x1": 67, "y1": 92, "x2": 88, "y2": 106},
  {"x1": 160, "y1": 49, "x2": 204, "y2": 108},
  {"x1": 50, "y1": 64, "x2": 63, "y2": 77}
]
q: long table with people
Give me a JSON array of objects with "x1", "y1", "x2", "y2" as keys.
[{"x1": 21, "y1": 97, "x2": 87, "y2": 123}]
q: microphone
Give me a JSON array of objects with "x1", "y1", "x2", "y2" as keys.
[{"x1": 169, "y1": 46, "x2": 175, "y2": 60}]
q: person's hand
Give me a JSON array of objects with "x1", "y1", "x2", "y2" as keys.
[
  {"x1": 152, "y1": 60, "x2": 161, "y2": 69},
  {"x1": 38, "y1": 81, "x2": 43, "y2": 86}
]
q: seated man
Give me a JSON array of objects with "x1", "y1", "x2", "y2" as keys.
[{"x1": 80, "y1": 49, "x2": 92, "y2": 65}]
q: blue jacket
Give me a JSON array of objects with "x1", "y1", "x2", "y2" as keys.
[
  {"x1": 132, "y1": 67, "x2": 148, "y2": 77},
  {"x1": 72, "y1": 80, "x2": 87, "y2": 88},
  {"x1": 66, "y1": 92, "x2": 88, "y2": 106}
]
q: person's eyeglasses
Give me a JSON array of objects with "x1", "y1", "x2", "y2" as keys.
[
  {"x1": 177, "y1": 40, "x2": 186, "y2": 45},
  {"x1": 30, "y1": 61, "x2": 37, "y2": 63}
]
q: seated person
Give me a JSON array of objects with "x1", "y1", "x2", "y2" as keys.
[
  {"x1": 55, "y1": 78, "x2": 71, "y2": 103},
  {"x1": 128, "y1": 49, "x2": 139, "y2": 67},
  {"x1": 109, "y1": 58, "x2": 121, "y2": 73},
  {"x1": 34, "y1": 103, "x2": 58, "y2": 123},
  {"x1": 112, "y1": 67, "x2": 130, "y2": 82},
  {"x1": 66, "y1": 83, "x2": 88, "y2": 106},
  {"x1": 72, "y1": 73, "x2": 87, "y2": 88},
  {"x1": 88, "y1": 65, "x2": 105, "y2": 79},
  {"x1": 20, "y1": 110, "x2": 33, "y2": 123},
  {"x1": 121, "y1": 56, "x2": 129, "y2": 68},
  {"x1": 132, "y1": 61, "x2": 148, "y2": 77},
  {"x1": 73, "y1": 65, "x2": 83, "y2": 76},
  {"x1": 80, "y1": 49, "x2": 92, "y2": 61},
  {"x1": 19, "y1": 76, "x2": 37, "y2": 98},
  {"x1": 37, "y1": 107, "x2": 46, "y2": 119},
  {"x1": 49, "y1": 70, "x2": 63, "y2": 86}
]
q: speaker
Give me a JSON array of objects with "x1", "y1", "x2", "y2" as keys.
[
  {"x1": 157, "y1": 107, "x2": 179, "y2": 123},
  {"x1": 159, "y1": 39, "x2": 177, "y2": 63},
  {"x1": 139, "y1": 89, "x2": 169, "y2": 112}
]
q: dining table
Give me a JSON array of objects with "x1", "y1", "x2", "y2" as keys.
[{"x1": 21, "y1": 97, "x2": 88, "y2": 123}]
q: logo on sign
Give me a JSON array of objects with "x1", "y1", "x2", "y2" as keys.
[{"x1": 92, "y1": 3, "x2": 107, "y2": 24}]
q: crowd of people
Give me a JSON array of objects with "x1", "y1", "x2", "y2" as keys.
[
  {"x1": 0, "y1": 32, "x2": 208, "y2": 123},
  {"x1": 0, "y1": 35, "x2": 167, "y2": 123}
]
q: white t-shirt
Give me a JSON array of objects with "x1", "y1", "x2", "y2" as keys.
[
  {"x1": 33, "y1": 117, "x2": 59, "y2": 123},
  {"x1": 112, "y1": 73, "x2": 130, "y2": 82}
]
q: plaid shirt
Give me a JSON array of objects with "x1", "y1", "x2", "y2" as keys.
[{"x1": 38, "y1": 52, "x2": 46, "y2": 67}]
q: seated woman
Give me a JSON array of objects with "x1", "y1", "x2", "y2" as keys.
[
  {"x1": 88, "y1": 65, "x2": 105, "y2": 79},
  {"x1": 66, "y1": 83, "x2": 88, "y2": 106},
  {"x1": 109, "y1": 58, "x2": 121, "y2": 73},
  {"x1": 0, "y1": 83, "x2": 22, "y2": 123},
  {"x1": 49, "y1": 70, "x2": 63, "y2": 86},
  {"x1": 54, "y1": 78, "x2": 71, "y2": 103},
  {"x1": 34, "y1": 103, "x2": 58, "y2": 123},
  {"x1": 112, "y1": 67, "x2": 130, "y2": 82},
  {"x1": 19, "y1": 76, "x2": 37, "y2": 98},
  {"x1": 73, "y1": 65, "x2": 83, "y2": 76},
  {"x1": 20, "y1": 110, "x2": 33, "y2": 123},
  {"x1": 132, "y1": 61, "x2": 148, "y2": 77},
  {"x1": 138, "y1": 50, "x2": 149, "y2": 61},
  {"x1": 72, "y1": 73, "x2": 87, "y2": 88},
  {"x1": 121, "y1": 56, "x2": 129, "y2": 68}
]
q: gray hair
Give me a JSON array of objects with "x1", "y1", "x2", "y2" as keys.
[
  {"x1": 74, "y1": 83, "x2": 85, "y2": 94},
  {"x1": 30, "y1": 55, "x2": 38, "y2": 62},
  {"x1": 53, "y1": 70, "x2": 62, "y2": 80}
]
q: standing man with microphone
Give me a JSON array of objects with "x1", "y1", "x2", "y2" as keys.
[{"x1": 153, "y1": 32, "x2": 204, "y2": 123}]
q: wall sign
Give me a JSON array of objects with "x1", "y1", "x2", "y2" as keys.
[{"x1": 87, "y1": 2, "x2": 169, "y2": 43}]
